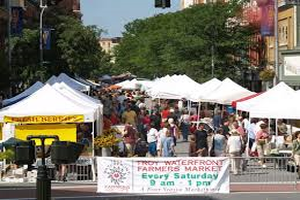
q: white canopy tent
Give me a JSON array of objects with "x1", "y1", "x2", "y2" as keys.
[
  {"x1": 52, "y1": 82, "x2": 103, "y2": 134},
  {"x1": 46, "y1": 75, "x2": 58, "y2": 85},
  {"x1": 146, "y1": 74, "x2": 202, "y2": 100},
  {"x1": 202, "y1": 78, "x2": 254, "y2": 105},
  {"x1": 189, "y1": 78, "x2": 222, "y2": 102},
  {"x1": 0, "y1": 84, "x2": 96, "y2": 123},
  {"x1": 248, "y1": 83, "x2": 300, "y2": 119},
  {"x1": 119, "y1": 79, "x2": 139, "y2": 90},
  {"x1": 2, "y1": 81, "x2": 44, "y2": 107},
  {"x1": 237, "y1": 82, "x2": 295, "y2": 112},
  {"x1": 75, "y1": 76, "x2": 100, "y2": 88},
  {"x1": 47, "y1": 73, "x2": 90, "y2": 92},
  {"x1": 116, "y1": 80, "x2": 131, "y2": 88}
]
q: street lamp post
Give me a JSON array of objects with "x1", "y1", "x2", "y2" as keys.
[
  {"x1": 273, "y1": 0, "x2": 279, "y2": 86},
  {"x1": 7, "y1": 0, "x2": 12, "y2": 96},
  {"x1": 39, "y1": 0, "x2": 47, "y2": 68},
  {"x1": 27, "y1": 135, "x2": 59, "y2": 200}
]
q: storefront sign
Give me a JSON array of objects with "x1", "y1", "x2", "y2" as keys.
[
  {"x1": 4, "y1": 115, "x2": 84, "y2": 124},
  {"x1": 97, "y1": 157, "x2": 229, "y2": 194},
  {"x1": 283, "y1": 56, "x2": 300, "y2": 76}
]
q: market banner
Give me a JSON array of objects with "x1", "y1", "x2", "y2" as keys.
[
  {"x1": 4, "y1": 115, "x2": 84, "y2": 124},
  {"x1": 259, "y1": 0, "x2": 274, "y2": 36},
  {"x1": 43, "y1": 28, "x2": 51, "y2": 50},
  {"x1": 97, "y1": 157, "x2": 230, "y2": 194},
  {"x1": 11, "y1": 7, "x2": 23, "y2": 36}
]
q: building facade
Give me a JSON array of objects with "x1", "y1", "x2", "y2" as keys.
[
  {"x1": 99, "y1": 37, "x2": 121, "y2": 63},
  {"x1": 264, "y1": 2, "x2": 300, "y2": 86}
]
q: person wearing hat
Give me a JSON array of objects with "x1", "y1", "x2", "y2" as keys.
[{"x1": 227, "y1": 130, "x2": 243, "y2": 175}]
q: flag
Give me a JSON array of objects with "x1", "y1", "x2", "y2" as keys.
[
  {"x1": 43, "y1": 28, "x2": 51, "y2": 50},
  {"x1": 11, "y1": 7, "x2": 23, "y2": 36},
  {"x1": 259, "y1": 0, "x2": 274, "y2": 36}
]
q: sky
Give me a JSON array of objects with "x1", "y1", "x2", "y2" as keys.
[{"x1": 81, "y1": 0, "x2": 181, "y2": 37}]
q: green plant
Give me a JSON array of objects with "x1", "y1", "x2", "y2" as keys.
[
  {"x1": 94, "y1": 128, "x2": 122, "y2": 148},
  {"x1": 259, "y1": 68, "x2": 275, "y2": 81},
  {"x1": 0, "y1": 149, "x2": 15, "y2": 161}
]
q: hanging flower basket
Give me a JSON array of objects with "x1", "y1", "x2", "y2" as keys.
[{"x1": 259, "y1": 68, "x2": 275, "y2": 82}]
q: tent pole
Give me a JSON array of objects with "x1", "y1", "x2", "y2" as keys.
[
  {"x1": 246, "y1": 116, "x2": 251, "y2": 157},
  {"x1": 268, "y1": 118, "x2": 271, "y2": 135},
  {"x1": 197, "y1": 101, "x2": 201, "y2": 129},
  {"x1": 91, "y1": 121, "x2": 96, "y2": 181},
  {"x1": 188, "y1": 100, "x2": 191, "y2": 115},
  {"x1": 275, "y1": 119, "x2": 278, "y2": 137},
  {"x1": 92, "y1": 121, "x2": 95, "y2": 157}
]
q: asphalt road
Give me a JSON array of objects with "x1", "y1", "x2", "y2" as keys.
[
  {"x1": 1, "y1": 191, "x2": 300, "y2": 200},
  {"x1": 1, "y1": 137, "x2": 299, "y2": 199}
]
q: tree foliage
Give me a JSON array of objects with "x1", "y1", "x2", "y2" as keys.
[
  {"x1": 114, "y1": 1, "x2": 259, "y2": 83},
  {"x1": 5, "y1": 8, "x2": 111, "y2": 91}
]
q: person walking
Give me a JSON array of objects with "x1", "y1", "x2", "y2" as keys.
[
  {"x1": 123, "y1": 123, "x2": 138, "y2": 157},
  {"x1": 195, "y1": 124, "x2": 208, "y2": 157},
  {"x1": 161, "y1": 130, "x2": 176, "y2": 157},
  {"x1": 213, "y1": 128, "x2": 226, "y2": 157},
  {"x1": 122, "y1": 105, "x2": 137, "y2": 128},
  {"x1": 179, "y1": 110, "x2": 190, "y2": 142},
  {"x1": 227, "y1": 130, "x2": 243, "y2": 175},
  {"x1": 292, "y1": 131, "x2": 300, "y2": 179},
  {"x1": 255, "y1": 123, "x2": 270, "y2": 168},
  {"x1": 147, "y1": 123, "x2": 159, "y2": 157}
]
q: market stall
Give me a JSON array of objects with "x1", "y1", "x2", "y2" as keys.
[{"x1": 2, "y1": 81, "x2": 44, "y2": 107}]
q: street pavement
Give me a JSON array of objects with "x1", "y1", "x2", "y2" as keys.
[{"x1": 1, "y1": 138, "x2": 300, "y2": 199}]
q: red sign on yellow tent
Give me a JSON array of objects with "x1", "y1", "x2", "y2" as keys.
[{"x1": 4, "y1": 115, "x2": 84, "y2": 124}]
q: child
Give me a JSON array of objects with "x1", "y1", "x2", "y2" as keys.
[{"x1": 189, "y1": 134, "x2": 197, "y2": 157}]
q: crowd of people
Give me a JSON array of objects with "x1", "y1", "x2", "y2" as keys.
[{"x1": 95, "y1": 89, "x2": 300, "y2": 178}]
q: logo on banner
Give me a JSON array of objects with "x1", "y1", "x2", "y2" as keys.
[
  {"x1": 104, "y1": 160, "x2": 130, "y2": 185},
  {"x1": 258, "y1": 0, "x2": 274, "y2": 36},
  {"x1": 11, "y1": 7, "x2": 23, "y2": 36},
  {"x1": 43, "y1": 29, "x2": 51, "y2": 50}
]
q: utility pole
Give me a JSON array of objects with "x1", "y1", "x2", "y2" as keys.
[
  {"x1": 211, "y1": 45, "x2": 215, "y2": 78},
  {"x1": 40, "y1": 0, "x2": 47, "y2": 68},
  {"x1": 273, "y1": 0, "x2": 278, "y2": 86},
  {"x1": 7, "y1": 0, "x2": 11, "y2": 97}
]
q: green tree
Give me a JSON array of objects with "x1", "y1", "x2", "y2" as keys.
[
  {"x1": 114, "y1": 1, "x2": 258, "y2": 83},
  {"x1": 56, "y1": 16, "x2": 109, "y2": 78},
  {"x1": 7, "y1": 10, "x2": 111, "y2": 91}
]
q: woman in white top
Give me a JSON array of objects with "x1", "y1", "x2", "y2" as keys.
[
  {"x1": 147, "y1": 123, "x2": 159, "y2": 157},
  {"x1": 179, "y1": 110, "x2": 190, "y2": 142},
  {"x1": 227, "y1": 130, "x2": 243, "y2": 175}
]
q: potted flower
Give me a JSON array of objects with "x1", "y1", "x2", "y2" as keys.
[{"x1": 94, "y1": 128, "x2": 122, "y2": 156}]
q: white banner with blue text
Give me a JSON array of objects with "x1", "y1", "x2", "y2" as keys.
[{"x1": 97, "y1": 157, "x2": 229, "y2": 194}]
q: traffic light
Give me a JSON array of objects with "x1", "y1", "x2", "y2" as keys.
[
  {"x1": 51, "y1": 141, "x2": 84, "y2": 165},
  {"x1": 14, "y1": 141, "x2": 36, "y2": 166},
  {"x1": 155, "y1": 0, "x2": 171, "y2": 8}
]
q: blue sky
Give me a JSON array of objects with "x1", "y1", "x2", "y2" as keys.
[{"x1": 81, "y1": 0, "x2": 181, "y2": 37}]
